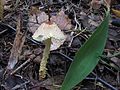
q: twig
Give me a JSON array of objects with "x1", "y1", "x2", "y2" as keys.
[
  {"x1": 92, "y1": 72, "x2": 118, "y2": 90},
  {"x1": 0, "y1": 29, "x2": 7, "y2": 35},
  {"x1": 101, "y1": 51, "x2": 120, "y2": 58},
  {"x1": 0, "y1": 22, "x2": 40, "y2": 45},
  {"x1": 68, "y1": 28, "x2": 86, "y2": 47},
  {"x1": 117, "y1": 71, "x2": 120, "y2": 83},
  {"x1": 10, "y1": 52, "x2": 42, "y2": 75},
  {"x1": 11, "y1": 81, "x2": 30, "y2": 90},
  {"x1": 10, "y1": 58, "x2": 31, "y2": 75},
  {"x1": 72, "y1": 8, "x2": 81, "y2": 30},
  {"x1": 100, "y1": 56, "x2": 120, "y2": 71}
]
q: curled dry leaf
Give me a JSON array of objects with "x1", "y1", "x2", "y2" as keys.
[{"x1": 51, "y1": 10, "x2": 72, "y2": 30}]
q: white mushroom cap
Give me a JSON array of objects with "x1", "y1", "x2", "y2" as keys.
[{"x1": 32, "y1": 22, "x2": 66, "y2": 50}]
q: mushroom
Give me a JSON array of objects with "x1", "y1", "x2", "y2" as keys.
[{"x1": 32, "y1": 22, "x2": 66, "y2": 79}]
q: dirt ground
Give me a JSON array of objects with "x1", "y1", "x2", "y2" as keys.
[{"x1": 0, "y1": 0, "x2": 120, "y2": 90}]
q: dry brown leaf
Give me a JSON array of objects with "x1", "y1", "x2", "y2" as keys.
[
  {"x1": 28, "y1": 11, "x2": 48, "y2": 33},
  {"x1": 51, "y1": 10, "x2": 72, "y2": 30},
  {"x1": 7, "y1": 16, "x2": 26, "y2": 70},
  {"x1": 29, "y1": 9, "x2": 72, "y2": 33},
  {"x1": 29, "y1": 6, "x2": 40, "y2": 16}
]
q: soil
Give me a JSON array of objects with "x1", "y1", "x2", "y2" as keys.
[{"x1": 0, "y1": 0, "x2": 120, "y2": 90}]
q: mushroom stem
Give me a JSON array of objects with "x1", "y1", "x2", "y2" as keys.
[{"x1": 39, "y1": 38, "x2": 51, "y2": 79}]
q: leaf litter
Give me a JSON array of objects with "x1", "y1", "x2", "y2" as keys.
[{"x1": 0, "y1": 0, "x2": 120, "y2": 90}]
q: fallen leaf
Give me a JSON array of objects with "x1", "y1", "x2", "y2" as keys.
[
  {"x1": 51, "y1": 10, "x2": 72, "y2": 30},
  {"x1": 29, "y1": 9, "x2": 72, "y2": 33},
  {"x1": 7, "y1": 16, "x2": 26, "y2": 70},
  {"x1": 29, "y1": 6, "x2": 40, "y2": 16},
  {"x1": 112, "y1": 9, "x2": 120, "y2": 18},
  {"x1": 28, "y1": 11, "x2": 48, "y2": 33}
]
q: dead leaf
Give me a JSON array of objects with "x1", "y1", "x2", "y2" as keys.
[
  {"x1": 29, "y1": 6, "x2": 40, "y2": 16},
  {"x1": 7, "y1": 16, "x2": 26, "y2": 70},
  {"x1": 51, "y1": 10, "x2": 72, "y2": 30},
  {"x1": 28, "y1": 11, "x2": 48, "y2": 33},
  {"x1": 112, "y1": 9, "x2": 120, "y2": 18},
  {"x1": 29, "y1": 9, "x2": 72, "y2": 34}
]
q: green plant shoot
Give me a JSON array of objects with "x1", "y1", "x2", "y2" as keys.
[{"x1": 61, "y1": 8, "x2": 110, "y2": 90}]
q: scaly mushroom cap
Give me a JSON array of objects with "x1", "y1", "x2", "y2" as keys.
[{"x1": 32, "y1": 22, "x2": 66, "y2": 50}]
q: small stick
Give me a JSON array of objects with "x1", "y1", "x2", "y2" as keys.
[
  {"x1": 0, "y1": 29, "x2": 7, "y2": 35},
  {"x1": 10, "y1": 58, "x2": 31, "y2": 75}
]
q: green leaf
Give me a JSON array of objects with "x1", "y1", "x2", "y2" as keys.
[{"x1": 61, "y1": 9, "x2": 110, "y2": 90}]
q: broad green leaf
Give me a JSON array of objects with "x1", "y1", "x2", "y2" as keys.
[{"x1": 61, "y1": 9, "x2": 110, "y2": 90}]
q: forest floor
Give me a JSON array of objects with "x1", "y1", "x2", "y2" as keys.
[{"x1": 0, "y1": 0, "x2": 120, "y2": 90}]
